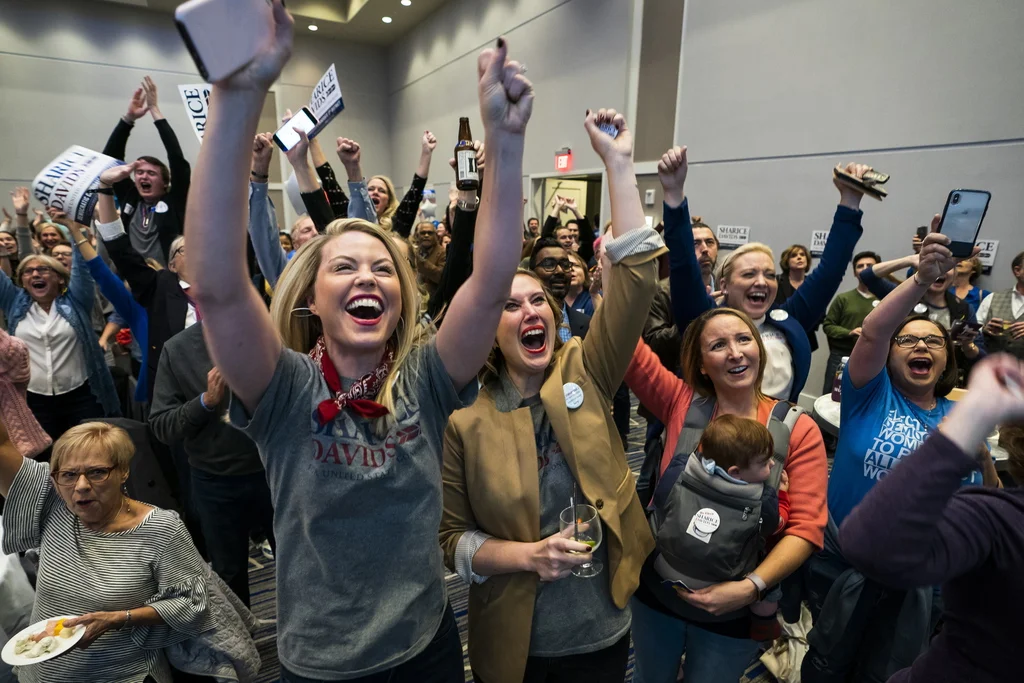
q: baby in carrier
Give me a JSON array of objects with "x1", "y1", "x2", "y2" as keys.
[{"x1": 652, "y1": 414, "x2": 789, "y2": 639}]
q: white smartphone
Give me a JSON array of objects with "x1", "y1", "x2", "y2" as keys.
[
  {"x1": 175, "y1": 0, "x2": 274, "y2": 83},
  {"x1": 274, "y1": 108, "x2": 318, "y2": 152}
]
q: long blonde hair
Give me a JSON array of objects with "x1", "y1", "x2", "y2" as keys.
[
  {"x1": 270, "y1": 219, "x2": 429, "y2": 433},
  {"x1": 370, "y1": 175, "x2": 399, "y2": 232}
]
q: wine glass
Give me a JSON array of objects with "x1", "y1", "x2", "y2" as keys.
[{"x1": 559, "y1": 503, "x2": 603, "y2": 578}]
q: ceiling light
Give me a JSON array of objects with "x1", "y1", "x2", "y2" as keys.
[
  {"x1": 401, "y1": 0, "x2": 412, "y2": 6},
  {"x1": 308, "y1": 24, "x2": 318, "y2": 31},
  {"x1": 382, "y1": 16, "x2": 393, "y2": 23}
]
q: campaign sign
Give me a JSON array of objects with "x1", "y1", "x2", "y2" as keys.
[
  {"x1": 33, "y1": 146, "x2": 123, "y2": 224},
  {"x1": 716, "y1": 225, "x2": 750, "y2": 249},
  {"x1": 308, "y1": 64, "x2": 345, "y2": 139}
]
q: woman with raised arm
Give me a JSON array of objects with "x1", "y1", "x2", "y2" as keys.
[
  {"x1": 660, "y1": 148, "x2": 869, "y2": 403},
  {"x1": 802, "y1": 225, "x2": 996, "y2": 683},
  {"x1": 441, "y1": 109, "x2": 665, "y2": 683},
  {"x1": 184, "y1": 3, "x2": 531, "y2": 679},
  {"x1": 839, "y1": 353, "x2": 1024, "y2": 683},
  {"x1": 364, "y1": 131, "x2": 438, "y2": 237}
]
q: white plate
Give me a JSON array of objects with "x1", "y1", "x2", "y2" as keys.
[{"x1": 1, "y1": 616, "x2": 85, "y2": 666}]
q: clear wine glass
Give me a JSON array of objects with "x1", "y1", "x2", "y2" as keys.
[{"x1": 559, "y1": 503, "x2": 603, "y2": 578}]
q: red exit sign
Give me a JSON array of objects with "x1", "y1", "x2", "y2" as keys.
[{"x1": 555, "y1": 148, "x2": 572, "y2": 172}]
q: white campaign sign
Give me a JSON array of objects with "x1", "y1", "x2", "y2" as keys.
[
  {"x1": 308, "y1": 64, "x2": 345, "y2": 139},
  {"x1": 178, "y1": 85, "x2": 211, "y2": 142},
  {"x1": 32, "y1": 146, "x2": 123, "y2": 224},
  {"x1": 716, "y1": 225, "x2": 750, "y2": 249},
  {"x1": 810, "y1": 229, "x2": 830, "y2": 257},
  {"x1": 976, "y1": 239, "x2": 999, "y2": 267}
]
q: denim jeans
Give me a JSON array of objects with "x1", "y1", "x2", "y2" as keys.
[
  {"x1": 280, "y1": 603, "x2": 463, "y2": 683},
  {"x1": 630, "y1": 597, "x2": 760, "y2": 683},
  {"x1": 190, "y1": 468, "x2": 275, "y2": 607}
]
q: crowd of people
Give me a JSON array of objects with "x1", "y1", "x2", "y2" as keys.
[{"x1": 1, "y1": 2, "x2": 1023, "y2": 683}]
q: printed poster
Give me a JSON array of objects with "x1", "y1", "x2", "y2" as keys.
[
  {"x1": 178, "y1": 84, "x2": 212, "y2": 142},
  {"x1": 32, "y1": 146, "x2": 124, "y2": 224}
]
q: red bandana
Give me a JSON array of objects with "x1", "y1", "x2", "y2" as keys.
[{"x1": 308, "y1": 336, "x2": 394, "y2": 425}]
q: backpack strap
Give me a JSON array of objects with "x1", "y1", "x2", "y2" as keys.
[
  {"x1": 766, "y1": 400, "x2": 806, "y2": 490},
  {"x1": 672, "y1": 395, "x2": 717, "y2": 458}
]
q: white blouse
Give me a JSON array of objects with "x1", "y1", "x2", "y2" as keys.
[{"x1": 15, "y1": 302, "x2": 87, "y2": 396}]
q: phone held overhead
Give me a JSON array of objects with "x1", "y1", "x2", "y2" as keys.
[
  {"x1": 938, "y1": 189, "x2": 991, "y2": 259},
  {"x1": 273, "y1": 108, "x2": 319, "y2": 152},
  {"x1": 175, "y1": 0, "x2": 274, "y2": 83}
]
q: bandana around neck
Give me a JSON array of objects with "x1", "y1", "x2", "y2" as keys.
[{"x1": 308, "y1": 336, "x2": 395, "y2": 425}]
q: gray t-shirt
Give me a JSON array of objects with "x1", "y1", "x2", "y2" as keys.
[
  {"x1": 494, "y1": 377, "x2": 629, "y2": 657},
  {"x1": 230, "y1": 340, "x2": 476, "y2": 679},
  {"x1": 128, "y1": 203, "x2": 165, "y2": 266}
]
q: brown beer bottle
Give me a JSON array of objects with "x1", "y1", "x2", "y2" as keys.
[{"x1": 454, "y1": 117, "x2": 479, "y2": 191}]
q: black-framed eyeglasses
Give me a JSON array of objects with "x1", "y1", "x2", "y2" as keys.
[
  {"x1": 894, "y1": 334, "x2": 945, "y2": 349},
  {"x1": 171, "y1": 247, "x2": 185, "y2": 260},
  {"x1": 52, "y1": 467, "x2": 115, "y2": 488},
  {"x1": 536, "y1": 258, "x2": 573, "y2": 272},
  {"x1": 22, "y1": 266, "x2": 52, "y2": 276}
]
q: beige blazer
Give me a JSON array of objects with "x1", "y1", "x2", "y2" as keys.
[{"x1": 440, "y1": 246, "x2": 665, "y2": 683}]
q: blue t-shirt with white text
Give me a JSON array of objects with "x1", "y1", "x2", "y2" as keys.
[{"x1": 828, "y1": 367, "x2": 982, "y2": 526}]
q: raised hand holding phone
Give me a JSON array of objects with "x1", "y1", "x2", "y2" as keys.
[{"x1": 937, "y1": 189, "x2": 991, "y2": 258}]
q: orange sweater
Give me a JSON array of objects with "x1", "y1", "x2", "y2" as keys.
[{"x1": 626, "y1": 340, "x2": 828, "y2": 550}]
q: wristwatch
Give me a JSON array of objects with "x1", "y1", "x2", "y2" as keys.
[{"x1": 745, "y1": 572, "x2": 768, "y2": 600}]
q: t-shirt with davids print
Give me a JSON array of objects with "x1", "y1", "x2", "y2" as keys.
[
  {"x1": 827, "y1": 366, "x2": 982, "y2": 527},
  {"x1": 229, "y1": 339, "x2": 477, "y2": 679}
]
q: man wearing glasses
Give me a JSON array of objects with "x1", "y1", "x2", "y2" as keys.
[{"x1": 529, "y1": 237, "x2": 591, "y2": 341}]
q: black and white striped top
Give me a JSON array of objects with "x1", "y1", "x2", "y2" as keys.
[{"x1": 1, "y1": 458, "x2": 213, "y2": 683}]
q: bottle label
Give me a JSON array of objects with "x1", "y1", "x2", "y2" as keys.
[{"x1": 457, "y1": 149, "x2": 478, "y2": 182}]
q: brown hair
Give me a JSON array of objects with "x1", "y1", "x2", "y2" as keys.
[
  {"x1": 999, "y1": 422, "x2": 1024, "y2": 485},
  {"x1": 780, "y1": 244, "x2": 813, "y2": 273},
  {"x1": 568, "y1": 251, "x2": 591, "y2": 289},
  {"x1": 481, "y1": 269, "x2": 564, "y2": 385},
  {"x1": 680, "y1": 307, "x2": 767, "y2": 399},
  {"x1": 890, "y1": 315, "x2": 958, "y2": 398},
  {"x1": 699, "y1": 414, "x2": 774, "y2": 471}
]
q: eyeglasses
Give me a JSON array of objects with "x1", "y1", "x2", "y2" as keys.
[
  {"x1": 22, "y1": 266, "x2": 52, "y2": 276},
  {"x1": 171, "y1": 247, "x2": 185, "y2": 260},
  {"x1": 894, "y1": 334, "x2": 945, "y2": 349},
  {"x1": 536, "y1": 258, "x2": 573, "y2": 272},
  {"x1": 52, "y1": 467, "x2": 115, "y2": 488}
]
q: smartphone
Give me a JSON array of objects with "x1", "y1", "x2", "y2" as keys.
[
  {"x1": 937, "y1": 189, "x2": 991, "y2": 258},
  {"x1": 273, "y1": 108, "x2": 318, "y2": 152},
  {"x1": 175, "y1": 0, "x2": 274, "y2": 83},
  {"x1": 915, "y1": 225, "x2": 928, "y2": 241}
]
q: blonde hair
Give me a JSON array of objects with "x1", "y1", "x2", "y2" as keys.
[
  {"x1": 51, "y1": 422, "x2": 135, "y2": 474},
  {"x1": 717, "y1": 242, "x2": 775, "y2": 289},
  {"x1": 369, "y1": 175, "x2": 399, "y2": 232},
  {"x1": 16, "y1": 254, "x2": 69, "y2": 285},
  {"x1": 270, "y1": 219, "x2": 428, "y2": 434}
]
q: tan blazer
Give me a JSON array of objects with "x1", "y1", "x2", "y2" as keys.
[{"x1": 440, "y1": 246, "x2": 665, "y2": 683}]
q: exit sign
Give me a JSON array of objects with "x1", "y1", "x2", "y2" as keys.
[{"x1": 555, "y1": 148, "x2": 573, "y2": 172}]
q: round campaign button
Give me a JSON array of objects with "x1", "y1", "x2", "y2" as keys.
[
  {"x1": 872, "y1": 299, "x2": 880, "y2": 307},
  {"x1": 769, "y1": 309, "x2": 789, "y2": 322},
  {"x1": 563, "y1": 382, "x2": 584, "y2": 410},
  {"x1": 913, "y1": 303, "x2": 928, "y2": 315},
  {"x1": 691, "y1": 508, "x2": 721, "y2": 539}
]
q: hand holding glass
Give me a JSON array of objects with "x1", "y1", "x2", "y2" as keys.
[{"x1": 559, "y1": 504, "x2": 603, "y2": 578}]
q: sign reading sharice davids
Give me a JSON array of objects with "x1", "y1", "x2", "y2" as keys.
[
  {"x1": 716, "y1": 225, "x2": 750, "y2": 249},
  {"x1": 178, "y1": 84, "x2": 212, "y2": 142},
  {"x1": 32, "y1": 146, "x2": 123, "y2": 224},
  {"x1": 308, "y1": 64, "x2": 345, "y2": 139}
]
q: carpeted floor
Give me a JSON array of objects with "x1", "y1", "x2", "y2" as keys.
[{"x1": 246, "y1": 400, "x2": 774, "y2": 683}]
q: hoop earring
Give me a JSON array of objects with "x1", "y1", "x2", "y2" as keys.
[{"x1": 291, "y1": 307, "x2": 318, "y2": 318}]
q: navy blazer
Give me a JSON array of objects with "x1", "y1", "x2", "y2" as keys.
[{"x1": 664, "y1": 199, "x2": 863, "y2": 403}]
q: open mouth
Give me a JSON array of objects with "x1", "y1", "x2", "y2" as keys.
[
  {"x1": 30, "y1": 281, "x2": 47, "y2": 293},
  {"x1": 139, "y1": 180, "x2": 152, "y2": 193},
  {"x1": 75, "y1": 500, "x2": 96, "y2": 509},
  {"x1": 726, "y1": 365, "x2": 749, "y2": 376},
  {"x1": 747, "y1": 291, "x2": 768, "y2": 305},
  {"x1": 520, "y1": 325, "x2": 547, "y2": 354},
  {"x1": 345, "y1": 296, "x2": 384, "y2": 325},
  {"x1": 371, "y1": 195, "x2": 383, "y2": 209},
  {"x1": 908, "y1": 357, "x2": 933, "y2": 376}
]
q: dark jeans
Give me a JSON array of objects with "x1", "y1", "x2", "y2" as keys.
[
  {"x1": 280, "y1": 603, "x2": 463, "y2": 683},
  {"x1": 190, "y1": 468, "x2": 275, "y2": 607},
  {"x1": 476, "y1": 633, "x2": 630, "y2": 683},
  {"x1": 27, "y1": 383, "x2": 105, "y2": 449}
]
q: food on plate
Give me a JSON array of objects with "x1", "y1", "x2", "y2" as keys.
[{"x1": 11, "y1": 618, "x2": 79, "y2": 659}]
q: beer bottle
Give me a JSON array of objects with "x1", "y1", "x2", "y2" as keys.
[{"x1": 454, "y1": 117, "x2": 479, "y2": 191}]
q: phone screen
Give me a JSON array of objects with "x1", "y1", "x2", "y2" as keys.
[
  {"x1": 939, "y1": 190, "x2": 989, "y2": 248},
  {"x1": 274, "y1": 109, "x2": 318, "y2": 151}
]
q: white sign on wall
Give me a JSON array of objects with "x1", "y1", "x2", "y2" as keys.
[
  {"x1": 810, "y1": 229, "x2": 830, "y2": 257},
  {"x1": 178, "y1": 85, "x2": 211, "y2": 142},
  {"x1": 976, "y1": 239, "x2": 999, "y2": 267},
  {"x1": 716, "y1": 225, "x2": 750, "y2": 249}
]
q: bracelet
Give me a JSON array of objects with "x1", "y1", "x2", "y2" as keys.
[
  {"x1": 94, "y1": 187, "x2": 114, "y2": 196},
  {"x1": 15, "y1": 212, "x2": 27, "y2": 217},
  {"x1": 250, "y1": 170, "x2": 269, "y2": 180},
  {"x1": 75, "y1": 239, "x2": 89, "y2": 247},
  {"x1": 123, "y1": 609, "x2": 132, "y2": 629},
  {"x1": 745, "y1": 572, "x2": 768, "y2": 600},
  {"x1": 912, "y1": 271, "x2": 928, "y2": 287}
]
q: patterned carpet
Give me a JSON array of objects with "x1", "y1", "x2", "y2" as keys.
[{"x1": 246, "y1": 400, "x2": 773, "y2": 682}]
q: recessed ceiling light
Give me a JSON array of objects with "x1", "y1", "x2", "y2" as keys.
[
  {"x1": 401, "y1": 0, "x2": 412, "y2": 6},
  {"x1": 382, "y1": 16, "x2": 393, "y2": 23},
  {"x1": 308, "y1": 24, "x2": 318, "y2": 31}
]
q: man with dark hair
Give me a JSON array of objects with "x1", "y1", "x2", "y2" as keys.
[
  {"x1": 526, "y1": 216, "x2": 540, "y2": 237},
  {"x1": 101, "y1": 76, "x2": 190, "y2": 266},
  {"x1": 542, "y1": 196, "x2": 596, "y2": 264},
  {"x1": 977, "y1": 249, "x2": 1024, "y2": 359},
  {"x1": 530, "y1": 237, "x2": 590, "y2": 339},
  {"x1": 821, "y1": 250, "x2": 882, "y2": 392}
]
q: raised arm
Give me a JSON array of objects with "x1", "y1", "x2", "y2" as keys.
[
  {"x1": 847, "y1": 221, "x2": 958, "y2": 388},
  {"x1": 11, "y1": 188, "x2": 35, "y2": 260},
  {"x1": 142, "y1": 77, "x2": 191, "y2": 206},
  {"x1": 565, "y1": 197, "x2": 595, "y2": 264},
  {"x1": 659, "y1": 147, "x2": 715, "y2": 329},
  {"x1": 391, "y1": 132, "x2": 437, "y2": 238},
  {"x1": 434, "y1": 39, "x2": 533, "y2": 390},
  {"x1": 335, "y1": 138, "x2": 375, "y2": 222},
  {"x1": 427, "y1": 199, "x2": 479, "y2": 323},
  {"x1": 185, "y1": 0, "x2": 293, "y2": 412},
  {"x1": 247, "y1": 132, "x2": 289, "y2": 285},
  {"x1": 310, "y1": 137, "x2": 350, "y2": 218}
]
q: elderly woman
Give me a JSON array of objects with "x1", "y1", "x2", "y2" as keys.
[
  {"x1": 0, "y1": 243, "x2": 119, "y2": 442},
  {"x1": 441, "y1": 109, "x2": 664, "y2": 683},
  {"x1": 0, "y1": 420, "x2": 212, "y2": 683}
]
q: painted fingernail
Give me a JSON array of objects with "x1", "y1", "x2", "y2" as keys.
[
  {"x1": 586, "y1": 109, "x2": 591, "y2": 116},
  {"x1": 497, "y1": 37, "x2": 505, "y2": 48}
]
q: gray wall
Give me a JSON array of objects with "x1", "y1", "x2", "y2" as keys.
[
  {"x1": 0, "y1": 0, "x2": 392, "y2": 214},
  {"x1": 387, "y1": 0, "x2": 635, "y2": 198},
  {"x1": 676, "y1": 0, "x2": 1024, "y2": 404}
]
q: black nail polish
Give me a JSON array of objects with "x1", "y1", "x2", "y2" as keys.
[{"x1": 497, "y1": 37, "x2": 505, "y2": 48}]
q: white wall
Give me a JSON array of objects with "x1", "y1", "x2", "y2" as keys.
[
  {"x1": 675, "y1": 0, "x2": 1024, "y2": 403},
  {"x1": 0, "y1": 0, "x2": 392, "y2": 219},
  {"x1": 388, "y1": 0, "x2": 635, "y2": 207}
]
